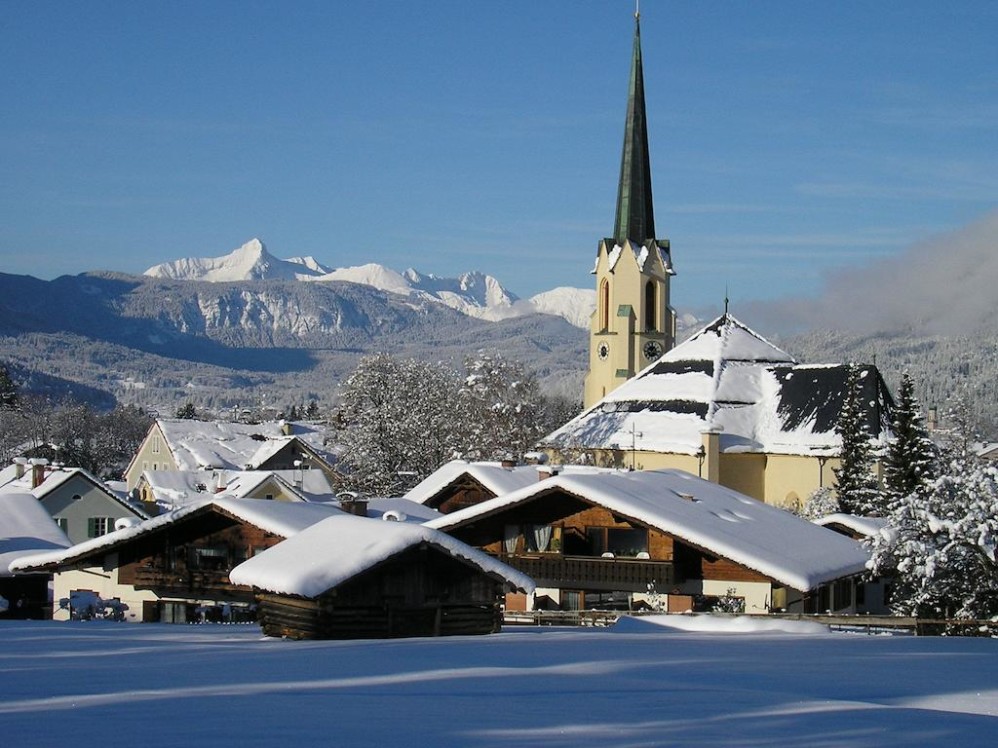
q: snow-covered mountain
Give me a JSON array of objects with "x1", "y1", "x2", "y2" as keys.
[{"x1": 143, "y1": 238, "x2": 595, "y2": 329}]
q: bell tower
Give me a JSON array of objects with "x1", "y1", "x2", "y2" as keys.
[{"x1": 583, "y1": 10, "x2": 676, "y2": 409}]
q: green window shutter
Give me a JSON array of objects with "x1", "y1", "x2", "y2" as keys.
[{"x1": 87, "y1": 517, "x2": 97, "y2": 538}]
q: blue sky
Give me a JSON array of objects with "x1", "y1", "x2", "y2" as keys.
[{"x1": 2, "y1": 1, "x2": 996, "y2": 312}]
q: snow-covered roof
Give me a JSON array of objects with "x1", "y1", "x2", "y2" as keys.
[
  {"x1": 405, "y1": 460, "x2": 614, "y2": 507},
  {"x1": 812, "y1": 513, "x2": 889, "y2": 539},
  {"x1": 10, "y1": 497, "x2": 343, "y2": 573},
  {"x1": 7, "y1": 466, "x2": 149, "y2": 519},
  {"x1": 151, "y1": 418, "x2": 335, "y2": 472},
  {"x1": 426, "y1": 468, "x2": 869, "y2": 592},
  {"x1": 0, "y1": 487, "x2": 71, "y2": 576},
  {"x1": 543, "y1": 314, "x2": 894, "y2": 457},
  {"x1": 139, "y1": 468, "x2": 335, "y2": 509},
  {"x1": 229, "y1": 513, "x2": 534, "y2": 597},
  {"x1": 362, "y1": 498, "x2": 442, "y2": 524}
]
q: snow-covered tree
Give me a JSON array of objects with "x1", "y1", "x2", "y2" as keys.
[
  {"x1": 833, "y1": 365, "x2": 883, "y2": 515},
  {"x1": 458, "y1": 351, "x2": 544, "y2": 461},
  {"x1": 869, "y1": 395, "x2": 998, "y2": 621},
  {"x1": 336, "y1": 354, "x2": 464, "y2": 496},
  {"x1": 797, "y1": 487, "x2": 840, "y2": 520},
  {"x1": 0, "y1": 364, "x2": 18, "y2": 411},
  {"x1": 882, "y1": 372, "x2": 936, "y2": 512}
]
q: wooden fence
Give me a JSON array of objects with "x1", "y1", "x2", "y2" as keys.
[{"x1": 502, "y1": 609, "x2": 998, "y2": 636}]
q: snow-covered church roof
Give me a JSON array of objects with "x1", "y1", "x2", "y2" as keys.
[
  {"x1": 229, "y1": 513, "x2": 534, "y2": 598},
  {"x1": 427, "y1": 468, "x2": 869, "y2": 592},
  {"x1": 542, "y1": 314, "x2": 894, "y2": 457}
]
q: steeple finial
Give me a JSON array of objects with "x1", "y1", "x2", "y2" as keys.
[{"x1": 613, "y1": 8, "x2": 656, "y2": 245}]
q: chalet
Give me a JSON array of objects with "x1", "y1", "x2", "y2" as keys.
[
  {"x1": 229, "y1": 513, "x2": 534, "y2": 640},
  {"x1": 0, "y1": 487, "x2": 71, "y2": 618},
  {"x1": 426, "y1": 469, "x2": 871, "y2": 615},
  {"x1": 11, "y1": 497, "x2": 342, "y2": 623},
  {"x1": 544, "y1": 314, "x2": 896, "y2": 509},
  {"x1": 3, "y1": 459, "x2": 147, "y2": 544},
  {"x1": 405, "y1": 459, "x2": 608, "y2": 514},
  {"x1": 123, "y1": 418, "x2": 340, "y2": 494},
  {"x1": 135, "y1": 467, "x2": 337, "y2": 511}
]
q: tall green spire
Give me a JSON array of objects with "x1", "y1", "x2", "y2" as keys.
[{"x1": 612, "y1": 13, "x2": 656, "y2": 245}]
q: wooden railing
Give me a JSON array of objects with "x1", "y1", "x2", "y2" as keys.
[{"x1": 502, "y1": 554, "x2": 673, "y2": 592}]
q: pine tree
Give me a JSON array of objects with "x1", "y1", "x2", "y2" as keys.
[
  {"x1": 175, "y1": 402, "x2": 198, "y2": 420},
  {"x1": 0, "y1": 364, "x2": 18, "y2": 411},
  {"x1": 832, "y1": 364, "x2": 883, "y2": 515},
  {"x1": 882, "y1": 372, "x2": 937, "y2": 512}
]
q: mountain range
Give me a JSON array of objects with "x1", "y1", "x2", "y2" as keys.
[
  {"x1": 144, "y1": 238, "x2": 597, "y2": 328},
  {"x1": 3, "y1": 217, "x2": 997, "y2": 436}
]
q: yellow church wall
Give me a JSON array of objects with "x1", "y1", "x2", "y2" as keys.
[
  {"x1": 717, "y1": 453, "x2": 767, "y2": 501},
  {"x1": 761, "y1": 454, "x2": 839, "y2": 509}
]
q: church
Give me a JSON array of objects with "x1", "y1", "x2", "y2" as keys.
[{"x1": 545, "y1": 12, "x2": 895, "y2": 509}]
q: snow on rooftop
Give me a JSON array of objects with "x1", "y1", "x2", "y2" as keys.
[
  {"x1": 10, "y1": 497, "x2": 342, "y2": 573},
  {"x1": 813, "y1": 513, "x2": 889, "y2": 538},
  {"x1": 427, "y1": 468, "x2": 869, "y2": 592},
  {"x1": 0, "y1": 487, "x2": 71, "y2": 576},
  {"x1": 229, "y1": 513, "x2": 534, "y2": 597},
  {"x1": 154, "y1": 418, "x2": 331, "y2": 472},
  {"x1": 543, "y1": 314, "x2": 892, "y2": 457}
]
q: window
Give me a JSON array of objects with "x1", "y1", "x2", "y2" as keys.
[
  {"x1": 585, "y1": 527, "x2": 648, "y2": 558},
  {"x1": 644, "y1": 280, "x2": 656, "y2": 331},
  {"x1": 87, "y1": 517, "x2": 113, "y2": 538},
  {"x1": 598, "y1": 279, "x2": 610, "y2": 331},
  {"x1": 152, "y1": 435, "x2": 161, "y2": 454},
  {"x1": 190, "y1": 546, "x2": 229, "y2": 572},
  {"x1": 524, "y1": 524, "x2": 561, "y2": 553}
]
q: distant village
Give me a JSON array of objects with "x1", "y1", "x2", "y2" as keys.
[{"x1": 2, "y1": 14, "x2": 996, "y2": 640}]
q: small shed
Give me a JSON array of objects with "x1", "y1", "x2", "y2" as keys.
[{"x1": 230, "y1": 514, "x2": 534, "y2": 640}]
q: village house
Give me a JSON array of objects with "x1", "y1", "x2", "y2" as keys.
[
  {"x1": 11, "y1": 497, "x2": 342, "y2": 623},
  {"x1": 230, "y1": 513, "x2": 533, "y2": 640},
  {"x1": 0, "y1": 486, "x2": 71, "y2": 618},
  {"x1": 123, "y1": 418, "x2": 340, "y2": 495},
  {"x1": 544, "y1": 314, "x2": 896, "y2": 509},
  {"x1": 426, "y1": 468, "x2": 872, "y2": 615},
  {"x1": 2, "y1": 458, "x2": 147, "y2": 544}
]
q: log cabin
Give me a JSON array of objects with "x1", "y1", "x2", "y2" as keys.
[{"x1": 230, "y1": 513, "x2": 534, "y2": 640}]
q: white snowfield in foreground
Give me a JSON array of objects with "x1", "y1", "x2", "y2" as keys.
[{"x1": 1, "y1": 619, "x2": 997, "y2": 747}]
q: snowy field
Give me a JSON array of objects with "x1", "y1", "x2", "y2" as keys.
[{"x1": 2, "y1": 617, "x2": 997, "y2": 747}]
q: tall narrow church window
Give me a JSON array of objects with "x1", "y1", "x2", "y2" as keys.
[
  {"x1": 599, "y1": 279, "x2": 610, "y2": 331},
  {"x1": 645, "y1": 280, "x2": 656, "y2": 332}
]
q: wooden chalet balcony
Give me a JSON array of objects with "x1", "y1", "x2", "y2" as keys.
[
  {"x1": 502, "y1": 554, "x2": 674, "y2": 592},
  {"x1": 130, "y1": 566, "x2": 253, "y2": 601}
]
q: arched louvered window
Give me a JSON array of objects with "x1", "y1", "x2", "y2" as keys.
[{"x1": 645, "y1": 280, "x2": 656, "y2": 332}]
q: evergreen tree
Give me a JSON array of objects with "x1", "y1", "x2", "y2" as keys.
[
  {"x1": 305, "y1": 399, "x2": 320, "y2": 420},
  {"x1": 883, "y1": 372, "x2": 936, "y2": 511},
  {"x1": 175, "y1": 402, "x2": 198, "y2": 420},
  {"x1": 0, "y1": 364, "x2": 18, "y2": 411},
  {"x1": 832, "y1": 365, "x2": 883, "y2": 515}
]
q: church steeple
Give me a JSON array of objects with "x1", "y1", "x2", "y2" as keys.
[{"x1": 612, "y1": 13, "x2": 656, "y2": 245}]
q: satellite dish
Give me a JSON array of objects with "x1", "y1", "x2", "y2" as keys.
[{"x1": 114, "y1": 517, "x2": 139, "y2": 531}]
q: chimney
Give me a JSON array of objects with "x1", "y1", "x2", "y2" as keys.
[
  {"x1": 699, "y1": 426, "x2": 723, "y2": 484},
  {"x1": 536, "y1": 464, "x2": 562, "y2": 482},
  {"x1": 12, "y1": 457, "x2": 27, "y2": 480},
  {"x1": 927, "y1": 406, "x2": 938, "y2": 432},
  {"x1": 500, "y1": 455, "x2": 517, "y2": 469},
  {"x1": 30, "y1": 458, "x2": 49, "y2": 489},
  {"x1": 340, "y1": 497, "x2": 369, "y2": 517},
  {"x1": 280, "y1": 420, "x2": 293, "y2": 436}
]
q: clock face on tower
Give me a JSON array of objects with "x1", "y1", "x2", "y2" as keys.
[
  {"x1": 643, "y1": 340, "x2": 663, "y2": 361},
  {"x1": 597, "y1": 342, "x2": 610, "y2": 360}
]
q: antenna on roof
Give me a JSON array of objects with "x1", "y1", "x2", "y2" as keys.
[
  {"x1": 635, "y1": 0, "x2": 640, "y2": 20},
  {"x1": 724, "y1": 286, "x2": 730, "y2": 317}
]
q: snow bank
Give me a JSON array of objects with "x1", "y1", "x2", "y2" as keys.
[{"x1": 612, "y1": 614, "x2": 831, "y2": 635}]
